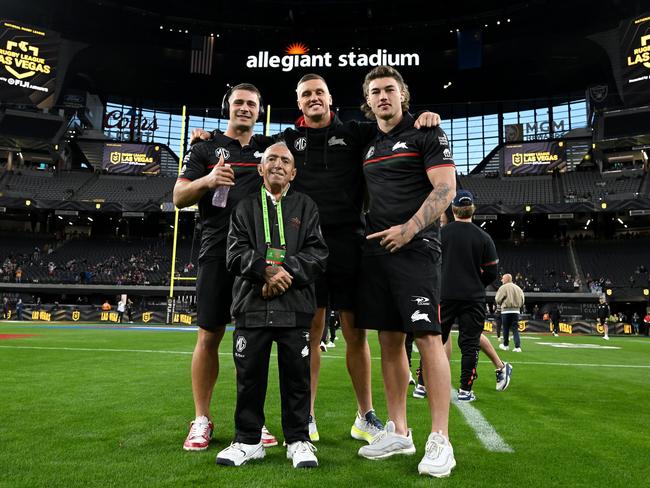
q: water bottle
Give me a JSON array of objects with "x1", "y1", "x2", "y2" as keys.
[{"x1": 212, "y1": 185, "x2": 230, "y2": 207}]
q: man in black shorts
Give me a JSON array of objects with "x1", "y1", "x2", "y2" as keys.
[
  {"x1": 173, "y1": 83, "x2": 276, "y2": 451},
  {"x1": 192, "y1": 75, "x2": 440, "y2": 444},
  {"x1": 439, "y1": 190, "x2": 502, "y2": 402},
  {"x1": 355, "y1": 66, "x2": 456, "y2": 478}
]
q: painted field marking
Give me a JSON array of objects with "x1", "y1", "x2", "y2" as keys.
[{"x1": 450, "y1": 387, "x2": 514, "y2": 453}]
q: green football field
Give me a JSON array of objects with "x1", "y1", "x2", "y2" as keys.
[{"x1": 1, "y1": 321, "x2": 649, "y2": 488}]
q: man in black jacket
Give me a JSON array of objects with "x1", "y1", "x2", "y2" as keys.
[
  {"x1": 439, "y1": 190, "x2": 503, "y2": 402},
  {"x1": 216, "y1": 142, "x2": 328, "y2": 469}
]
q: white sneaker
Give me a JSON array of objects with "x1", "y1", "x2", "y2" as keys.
[
  {"x1": 351, "y1": 410, "x2": 384, "y2": 444},
  {"x1": 319, "y1": 341, "x2": 327, "y2": 352},
  {"x1": 603, "y1": 335, "x2": 609, "y2": 340},
  {"x1": 418, "y1": 431, "x2": 456, "y2": 478},
  {"x1": 513, "y1": 347, "x2": 522, "y2": 353},
  {"x1": 216, "y1": 442, "x2": 265, "y2": 466},
  {"x1": 286, "y1": 441, "x2": 318, "y2": 468},
  {"x1": 499, "y1": 344, "x2": 509, "y2": 351},
  {"x1": 358, "y1": 420, "x2": 415, "y2": 460},
  {"x1": 326, "y1": 341, "x2": 335, "y2": 348},
  {"x1": 308, "y1": 414, "x2": 319, "y2": 442}
]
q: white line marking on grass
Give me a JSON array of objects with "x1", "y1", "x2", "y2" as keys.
[
  {"x1": 0, "y1": 345, "x2": 193, "y2": 355},
  {"x1": 2, "y1": 346, "x2": 650, "y2": 371},
  {"x1": 450, "y1": 387, "x2": 514, "y2": 453}
]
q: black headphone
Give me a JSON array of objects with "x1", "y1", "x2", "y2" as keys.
[{"x1": 221, "y1": 85, "x2": 265, "y2": 119}]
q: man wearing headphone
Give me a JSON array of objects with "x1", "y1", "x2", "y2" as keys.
[
  {"x1": 191, "y1": 76, "x2": 440, "y2": 446},
  {"x1": 174, "y1": 83, "x2": 278, "y2": 452}
]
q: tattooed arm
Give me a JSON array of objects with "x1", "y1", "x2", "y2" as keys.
[{"x1": 367, "y1": 166, "x2": 456, "y2": 253}]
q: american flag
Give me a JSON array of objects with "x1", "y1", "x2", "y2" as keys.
[{"x1": 190, "y1": 35, "x2": 214, "y2": 75}]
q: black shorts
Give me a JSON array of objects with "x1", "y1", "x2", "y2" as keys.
[
  {"x1": 196, "y1": 257, "x2": 234, "y2": 331},
  {"x1": 356, "y1": 240, "x2": 442, "y2": 334},
  {"x1": 315, "y1": 229, "x2": 363, "y2": 311}
]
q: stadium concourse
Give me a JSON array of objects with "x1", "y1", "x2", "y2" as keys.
[{"x1": 1, "y1": 0, "x2": 650, "y2": 485}]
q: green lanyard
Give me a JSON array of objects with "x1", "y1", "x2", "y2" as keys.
[{"x1": 261, "y1": 185, "x2": 286, "y2": 249}]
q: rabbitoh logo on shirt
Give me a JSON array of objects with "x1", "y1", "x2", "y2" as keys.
[
  {"x1": 328, "y1": 136, "x2": 347, "y2": 146},
  {"x1": 254, "y1": 151, "x2": 264, "y2": 158},
  {"x1": 392, "y1": 141, "x2": 408, "y2": 151},
  {"x1": 411, "y1": 310, "x2": 431, "y2": 323}
]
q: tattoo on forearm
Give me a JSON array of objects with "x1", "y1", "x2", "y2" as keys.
[{"x1": 409, "y1": 182, "x2": 452, "y2": 233}]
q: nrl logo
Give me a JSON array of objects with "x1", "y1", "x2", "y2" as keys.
[{"x1": 71, "y1": 310, "x2": 80, "y2": 321}]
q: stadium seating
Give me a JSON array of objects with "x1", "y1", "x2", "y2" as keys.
[
  {"x1": 574, "y1": 238, "x2": 650, "y2": 290},
  {"x1": 495, "y1": 240, "x2": 575, "y2": 292},
  {"x1": 459, "y1": 175, "x2": 555, "y2": 205}
]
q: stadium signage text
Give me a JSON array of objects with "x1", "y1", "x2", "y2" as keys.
[
  {"x1": 246, "y1": 49, "x2": 420, "y2": 72},
  {"x1": 104, "y1": 110, "x2": 159, "y2": 132},
  {"x1": 511, "y1": 151, "x2": 559, "y2": 166},
  {"x1": 0, "y1": 20, "x2": 60, "y2": 108}
]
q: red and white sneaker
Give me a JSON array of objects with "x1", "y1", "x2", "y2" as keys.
[
  {"x1": 261, "y1": 425, "x2": 278, "y2": 448},
  {"x1": 183, "y1": 416, "x2": 213, "y2": 451}
]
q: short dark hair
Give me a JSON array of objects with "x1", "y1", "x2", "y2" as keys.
[
  {"x1": 296, "y1": 73, "x2": 328, "y2": 89},
  {"x1": 360, "y1": 66, "x2": 410, "y2": 119},
  {"x1": 452, "y1": 204, "x2": 475, "y2": 219},
  {"x1": 229, "y1": 83, "x2": 262, "y2": 104}
]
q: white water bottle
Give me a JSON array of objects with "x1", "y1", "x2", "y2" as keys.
[{"x1": 212, "y1": 185, "x2": 230, "y2": 207}]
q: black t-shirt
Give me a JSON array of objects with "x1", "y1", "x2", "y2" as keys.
[
  {"x1": 178, "y1": 133, "x2": 273, "y2": 259},
  {"x1": 441, "y1": 221, "x2": 499, "y2": 301},
  {"x1": 362, "y1": 113, "x2": 455, "y2": 254},
  {"x1": 280, "y1": 113, "x2": 376, "y2": 233}
]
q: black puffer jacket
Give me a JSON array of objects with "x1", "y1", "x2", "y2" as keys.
[{"x1": 227, "y1": 188, "x2": 328, "y2": 328}]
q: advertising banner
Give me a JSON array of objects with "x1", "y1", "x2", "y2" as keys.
[
  {"x1": 502, "y1": 141, "x2": 566, "y2": 175},
  {"x1": 620, "y1": 14, "x2": 650, "y2": 106},
  {"x1": 0, "y1": 20, "x2": 60, "y2": 108},
  {"x1": 101, "y1": 143, "x2": 161, "y2": 175}
]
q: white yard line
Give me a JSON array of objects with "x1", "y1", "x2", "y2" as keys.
[{"x1": 450, "y1": 387, "x2": 514, "y2": 453}]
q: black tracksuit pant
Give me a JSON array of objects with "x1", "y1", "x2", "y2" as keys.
[
  {"x1": 233, "y1": 326, "x2": 311, "y2": 445},
  {"x1": 441, "y1": 300, "x2": 486, "y2": 392}
]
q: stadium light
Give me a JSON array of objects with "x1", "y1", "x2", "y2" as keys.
[
  {"x1": 87, "y1": 217, "x2": 93, "y2": 222},
  {"x1": 606, "y1": 289, "x2": 612, "y2": 296},
  {"x1": 644, "y1": 289, "x2": 649, "y2": 296},
  {"x1": 525, "y1": 205, "x2": 531, "y2": 212},
  {"x1": 601, "y1": 202, "x2": 607, "y2": 209},
  {"x1": 95, "y1": 203, "x2": 101, "y2": 209},
  {"x1": 57, "y1": 215, "x2": 63, "y2": 220},
  {"x1": 585, "y1": 219, "x2": 591, "y2": 226},
  {"x1": 25, "y1": 200, "x2": 31, "y2": 206},
  {"x1": 617, "y1": 218, "x2": 624, "y2": 224}
]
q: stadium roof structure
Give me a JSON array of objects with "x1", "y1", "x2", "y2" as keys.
[{"x1": 3, "y1": 0, "x2": 645, "y2": 110}]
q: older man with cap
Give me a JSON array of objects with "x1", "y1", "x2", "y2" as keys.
[{"x1": 438, "y1": 190, "x2": 501, "y2": 401}]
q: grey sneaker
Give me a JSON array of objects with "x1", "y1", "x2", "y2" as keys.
[
  {"x1": 358, "y1": 420, "x2": 416, "y2": 460},
  {"x1": 286, "y1": 441, "x2": 318, "y2": 468},
  {"x1": 417, "y1": 431, "x2": 456, "y2": 478},
  {"x1": 216, "y1": 442, "x2": 265, "y2": 466},
  {"x1": 350, "y1": 410, "x2": 384, "y2": 444},
  {"x1": 496, "y1": 362, "x2": 513, "y2": 391}
]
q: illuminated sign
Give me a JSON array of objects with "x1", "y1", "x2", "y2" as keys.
[
  {"x1": 104, "y1": 110, "x2": 159, "y2": 132},
  {"x1": 142, "y1": 312, "x2": 152, "y2": 323},
  {"x1": 71, "y1": 310, "x2": 80, "y2": 321},
  {"x1": 620, "y1": 15, "x2": 650, "y2": 105},
  {"x1": 0, "y1": 20, "x2": 60, "y2": 108},
  {"x1": 101, "y1": 143, "x2": 161, "y2": 175},
  {"x1": 172, "y1": 313, "x2": 193, "y2": 325},
  {"x1": 502, "y1": 141, "x2": 566, "y2": 175},
  {"x1": 100, "y1": 311, "x2": 119, "y2": 322},
  {"x1": 247, "y1": 44, "x2": 420, "y2": 72},
  {"x1": 31, "y1": 310, "x2": 51, "y2": 321}
]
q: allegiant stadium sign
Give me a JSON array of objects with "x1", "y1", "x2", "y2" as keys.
[{"x1": 246, "y1": 48, "x2": 420, "y2": 72}]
